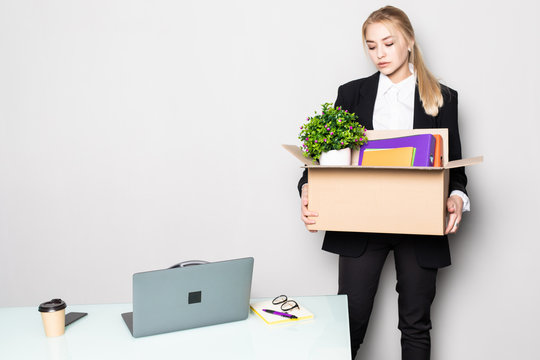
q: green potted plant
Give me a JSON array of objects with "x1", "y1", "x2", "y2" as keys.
[{"x1": 299, "y1": 103, "x2": 368, "y2": 165}]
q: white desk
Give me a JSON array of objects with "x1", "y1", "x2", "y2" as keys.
[{"x1": 0, "y1": 295, "x2": 350, "y2": 359}]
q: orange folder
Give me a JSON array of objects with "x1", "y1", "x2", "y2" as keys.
[
  {"x1": 433, "y1": 135, "x2": 442, "y2": 167},
  {"x1": 361, "y1": 147, "x2": 416, "y2": 167}
]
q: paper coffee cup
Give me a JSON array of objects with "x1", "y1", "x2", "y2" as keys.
[{"x1": 38, "y1": 299, "x2": 67, "y2": 337}]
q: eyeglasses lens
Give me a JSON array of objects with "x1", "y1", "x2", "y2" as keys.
[
  {"x1": 282, "y1": 300, "x2": 299, "y2": 311},
  {"x1": 272, "y1": 295, "x2": 287, "y2": 305}
]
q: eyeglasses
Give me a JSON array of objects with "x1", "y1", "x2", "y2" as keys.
[{"x1": 272, "y1": 295, "x2": 300, "y2": 312}]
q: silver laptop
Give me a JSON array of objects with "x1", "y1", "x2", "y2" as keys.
[{"x1": 121, "y1": 257, "x2": 254, "y2": 338}]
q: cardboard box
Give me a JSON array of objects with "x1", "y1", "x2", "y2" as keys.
[{"x1": 284, "y1": 129, "x2": 483, "y2": 236}]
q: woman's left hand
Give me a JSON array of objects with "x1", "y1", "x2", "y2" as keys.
[{"x1": 445, "y1": 195, "x2": 464, "y2": 234}]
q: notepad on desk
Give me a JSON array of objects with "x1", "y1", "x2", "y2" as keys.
[
  {"x1": 250, "y1": 300, "x2": 314, "y2": 325},
  {"x1": 361, "y1": 147, "x2": 416, "y2": 167}
]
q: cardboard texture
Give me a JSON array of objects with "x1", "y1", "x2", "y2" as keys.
[{"x1": 284, "y1": 129, "x2": 483, "y2": 236}]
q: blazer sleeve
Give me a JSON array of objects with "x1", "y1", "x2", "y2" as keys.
[
  {"x1": 439, "y1": 89, "x2": 468, "y2": 195},
  {"x1": 297, "y1": 164, "x2": 308, "y2": 197}
]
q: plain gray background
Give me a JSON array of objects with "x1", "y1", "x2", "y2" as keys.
[{"x1": 1, "y1": 0, "x2": 539, "y2": 358}]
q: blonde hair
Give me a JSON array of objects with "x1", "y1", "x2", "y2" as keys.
[{"x1": 362, "y1": 6, "x2": 443, "y2": 116}]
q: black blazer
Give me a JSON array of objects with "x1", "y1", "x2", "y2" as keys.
[{"x1": 298, "y1": 72, "x2": 468, "y2": 269}]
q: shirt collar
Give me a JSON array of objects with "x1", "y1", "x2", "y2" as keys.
[{"x1": 378, "y1": 63, "x2": 416, "y2": 99}]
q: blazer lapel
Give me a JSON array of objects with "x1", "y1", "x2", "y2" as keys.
[{"x1": 353, "y1": 72, "x2": 379, "y2": 130}]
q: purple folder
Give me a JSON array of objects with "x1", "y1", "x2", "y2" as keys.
[{"x1": 358, "y1": 134, "x2": 436, "y2": 167}]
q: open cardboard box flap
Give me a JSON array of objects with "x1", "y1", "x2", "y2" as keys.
[{"x1": 283, "y1": 129, "x2": 483, "y2": 169}]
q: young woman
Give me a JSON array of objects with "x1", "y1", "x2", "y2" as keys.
[{"x1": 298, "y1": 6, "x2": 469, "y2": 360}]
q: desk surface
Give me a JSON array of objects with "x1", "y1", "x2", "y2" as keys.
[{"x1": 0, "y1": 295, "x2": 350, "y2": 360}]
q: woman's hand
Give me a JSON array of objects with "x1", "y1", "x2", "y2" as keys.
[
  {"x1": 301, "y1": 184, "x2": 318, "y2": 233},
  {"x1": 445, "y1": 195, "x2": 464, "y2": 234}
]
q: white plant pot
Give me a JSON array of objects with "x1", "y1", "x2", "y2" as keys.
[{"x1": 319, "y1": 148, "x2": 351, "y2": 166}]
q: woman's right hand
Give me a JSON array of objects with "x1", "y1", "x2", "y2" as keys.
[{"x1": 300, "y1": 184, "x2": 319, "y2": 233}]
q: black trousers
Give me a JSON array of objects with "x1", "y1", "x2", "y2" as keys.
[{"x1": 338, "y1": 238, "x2": 438, "y2": 360}]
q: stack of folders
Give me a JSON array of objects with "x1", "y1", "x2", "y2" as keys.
[
  {"x1": 250, "y1": 300, "x2": 314, "y2": 325},
  {"x1": 359, "y1": 134, "x2": 443, "y2": 167}
]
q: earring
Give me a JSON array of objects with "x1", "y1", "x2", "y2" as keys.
[{"x1": 408, "y1": 48, "x2": 411, "y2": 52}]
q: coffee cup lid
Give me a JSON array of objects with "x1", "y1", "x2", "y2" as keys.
[{"x1": 38, "y1": 299, "x2": 67, "y2": 312}]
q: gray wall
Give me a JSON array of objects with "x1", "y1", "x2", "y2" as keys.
[{"x1": 1, "y1": 0, "x2": 539, "y2": 359}]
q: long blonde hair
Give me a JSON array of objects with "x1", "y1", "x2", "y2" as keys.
[{"x1": 362, "y1": 6, "x2": 443, "y2": 116}]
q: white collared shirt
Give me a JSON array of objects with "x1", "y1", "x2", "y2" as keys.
[
  {"x1": 373, "y1": 66, "x2": 416, "y2": 131},
  {"x1": 372, "y1": 64, "x2": 470, "y2": 212}
]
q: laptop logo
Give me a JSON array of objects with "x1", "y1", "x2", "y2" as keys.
[{"x1": 188, "y1": 291, "x2": 202, "y2": 304}]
